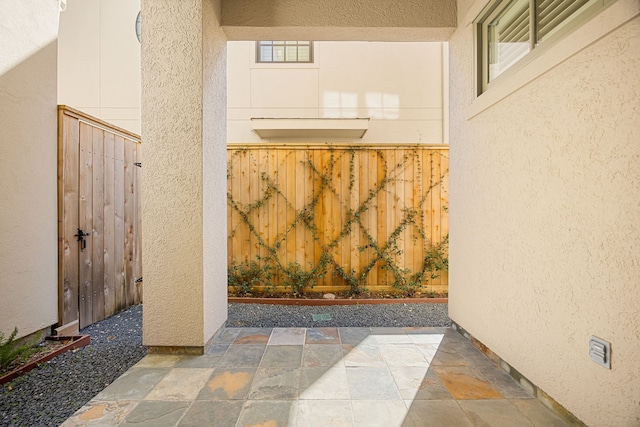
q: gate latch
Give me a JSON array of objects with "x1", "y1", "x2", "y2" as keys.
[{"x1": 75, "y1": 228, "x2": 91, "y2": 252}]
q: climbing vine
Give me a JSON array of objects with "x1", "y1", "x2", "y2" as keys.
[{"x1": 227, "y1": 146, "x2": 449, "y2": 297}]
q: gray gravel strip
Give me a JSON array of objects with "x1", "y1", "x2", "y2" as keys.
[
  {"x1": 1, "y1": 305, "x2": 146, "y2": 427},
  {"x1": 227, "y1": 302, "x2": 451, "y2": 328},
  {"x1": 0, "y1": 301, "x2": 449, "y2": 426}
]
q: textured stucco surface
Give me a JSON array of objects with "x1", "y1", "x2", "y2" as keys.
[
  {"x1": 221, "y1": 0, "x2": 456, "y2": 41},
  {"x1": 0, "y1": 1, "x2": 59, "y2": 338},
  {"x1": 142, "y1": 0, "x2": 209, "y2": 348},
  {"x1": 449, "y1": 1, "x2": 640, "y2": 425}
]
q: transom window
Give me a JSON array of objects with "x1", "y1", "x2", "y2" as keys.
[
  {"x1": 257, "y1": 41, "x2": 313, "y2": 63},
  {"x1": 475, "y1": 0, "x2": 614, "y2": 94}
]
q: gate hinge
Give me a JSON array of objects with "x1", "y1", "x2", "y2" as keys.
[
  {"x1": 135, "y1": 277, "x2": 143, "y2": 283},
  {"x1": 134, "y1": 162, "x2": 142, "y2": 168}
]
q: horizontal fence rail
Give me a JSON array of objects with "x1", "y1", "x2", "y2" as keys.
[{"x1": 227, "y1": 144, "x2": 449, "y2": 296}]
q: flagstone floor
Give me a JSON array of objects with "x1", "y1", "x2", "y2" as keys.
[{"x1": 61, "y1": 327, "x2": 568, "y2": 426}]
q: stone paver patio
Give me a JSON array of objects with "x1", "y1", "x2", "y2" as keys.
[{"x1": 62, "y1": 327, "x2": 568, "y2": 426}]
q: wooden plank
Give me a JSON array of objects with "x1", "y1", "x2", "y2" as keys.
[
  {"x1": 318, "y1": 149, "x2": 329, "y2": 288},
  {"x1": 376, "y1": 150, "x2": 387, "y2": 286},
  {"x1": 124, "y1": 139, "x2": 135, "y2": 306},
  {"x1": 440, "y1": 150, "x2": 449, "y2": 288},
  {"x1": 240, "y1": 150, "x2": 251, "y2": 262},
  {"x1": 339, "y1": 149, "x2": 351, "y2": 284},
  {"x1": 368, "y1": 149, "x2": 378, "y2": 285},
  {"x1": 78, "y1": 122, "x2": 93, "y2": 329},
  {"x1": 228, "y1": 150, "x2": 240, "y2": 264},
  {"x1": 285, "y1": 149, "x2": 297, "y2": 280},
  {"x1": 54, "y1": 320, "x2": 79, "y2": 337},
  {"x1": 133, "y1": 142, "x2": 143, "y2": 304},
  {"x1": 248, "y1": 150, "x2": 259, "y2": 264},
  {"x1": 395, "y1": 149, "x2": 406, "y2": 280},
  {"x1": 358, "y1": 150, "x2": 370, "y2": 287},
  {"x1": 227, "y1": 151, "x2": 233, "y2": 267},
  {"x1": 303, "y1": 150, "x2": 315, "y2": 276},
  {"x1": 60, "y1": 113, "x2": 80, "y2": 326},
  {"x1": 102, "y1": 132, "x2": 116, "y2": 317},
  {"x1": 294, "y1": 149, "x2": 305, "y2": 266},
  {"x1": 274, "y1": 149, "x2": 287, "y2": 286},
  {"x1": 414, "y1": 149, "x2": 424, "y2": 279},
  {"x1": 267, "y1": 149, "x2": 278, "y2": 265},
  {"x1": 91, "y1": 127, "x2": 105, "y2": 322},
  {"x1": 258, "y1": 149, "x2": 269, "y2": 266},
  {"x1": 332, "y1": 150, "x2": 343, "y2": 286},
  {"x1": 113, "y1": 135, "x2": 125, "y2": 311},
  {"x1": 349, "y1": 150, "x2": 360, "y2": 288},
  {"x1": 427, "y1": 150, "x2": 438, "y2": 288}
]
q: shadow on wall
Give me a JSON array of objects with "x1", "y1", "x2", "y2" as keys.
[{"x1": 0, "y1": 41, "x2": 59, "y2": 339}]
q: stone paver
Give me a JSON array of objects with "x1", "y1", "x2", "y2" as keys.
[{"x1": 61, "y1": 327, "x2": 569, "y2": 427}]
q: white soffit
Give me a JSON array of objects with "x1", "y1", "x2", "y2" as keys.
[{"x1": 251, "y1": 118, "x2": 370, "y2": 139}]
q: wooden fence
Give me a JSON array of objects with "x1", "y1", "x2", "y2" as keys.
[
  {"x1": 227, "y1": 144, "x2": 449, "y2": 296},
  {"x1": 58, "y1": 106, "x2": 142, "y2": 329}
]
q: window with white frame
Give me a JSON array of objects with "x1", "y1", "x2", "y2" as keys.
[
  {"x1": 257, "y1": 41, "x2": 313, "y2": 63},
  {"x1": 475, "y1": 0, "x2": 614, "y2": 95}
]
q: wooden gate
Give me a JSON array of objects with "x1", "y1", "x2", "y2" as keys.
[{"x1": 57, "y1": 106, "x2": 142, "y2": 329}]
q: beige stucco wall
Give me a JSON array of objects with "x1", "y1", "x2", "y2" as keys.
[
  {"x1": 228, "y1": 41, "x2": 447, "y2": 144},
  {"x1": 142, "y1": 0, "x2": 228, "y2": 349},
  {"x1": 58, "y1": 0, "x2": 141, "y2": 134},
  {"x1": 221, "y1": 0, "x2": 456, "y2": 41},
  {"x1": 449, "y1": 0, "x2": 640, "y2": 425},
  {"x1": 0, "y1": 1, "x2": 60, "y2": 338}
]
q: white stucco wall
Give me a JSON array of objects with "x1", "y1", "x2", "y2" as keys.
[
  {"x1": 228, "y1": 41, "x2": 447, "y2": 144},
  {"x1": 0, "y1": 1, "x2": 60, "y2": 338},
  {"x1": 58, "y1": 0, "x2": 141, "y2": 134},
  {"x1": 142, "y1": 0, "x2": 227, "y2": 350},
  {"x1": 202, "y1": 0, "x2": 229, "y2": 345},
  {"x1": 449, "y1": 1, "x2": 640, "y2": 425}
]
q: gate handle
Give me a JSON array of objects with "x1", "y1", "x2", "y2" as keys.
[{"x1": 74, "y1": 228, "x2": 91, "y2": 252}]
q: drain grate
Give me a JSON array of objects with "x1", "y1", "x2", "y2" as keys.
[{"x1": 311, "y1": 313, "x2": 332, "y2": 321}]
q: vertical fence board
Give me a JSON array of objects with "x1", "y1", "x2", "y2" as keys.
[
  {"x1": 78, "y1": 123, "x2": 94, "y2": 329},
  {"x1": 349, "y1": 151, "x2": 361, "y2": 284},
  {"x1": 385, "y1": 150, "x2": 396, "y2": 287},
  {"x1": 275, "y1": 150, "x2": 288, "y2": 284},
  {"x1": 367, "y1": 150, "x2": 379, "y2": 285},
  {"x1": 133, "y1": 143, "x2": 143, "y2": 304},
  {"x1": 295, "y1": 150, "x2": 306, "y2": 266},
  {"x1": 413, "y1": 150, "x2": 423, "y2": 277},
  {"x1": 304, "y1": 150, "x2": 315, "y2": 271},
  {"x1": 285, "y1": 150, "x2": 297, "y2": 270},
  {"x1": 267, "y1": 150, "x2": 278, "y2": 261},
  {"x1": 124, "y1": 140, "x2": 135, "y2": 306},
  {"x1": 91, "y1": 127, "x2": 105, "y2": 322},
  {"x1": 248, "y1": 151, "x2": 259, "y2": 264},
  {"x1": 102, "y1": 132, "x2": 116, "y2": 317},
  {"x1": 61, "y1": 115, "x2": 80, "y2": 326},
  {"x1": 113, "y1": 136, "x2": 125, "y2": 311},
  {"x1": 339, "y1": 151, "x2": 351, "y2": 280},
  {"x1": 240, "y1": 151, "x2": 250, "y2": 262},
  {"x1": 376, "y1": 151, "x2": 387, "y2": 286}
]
